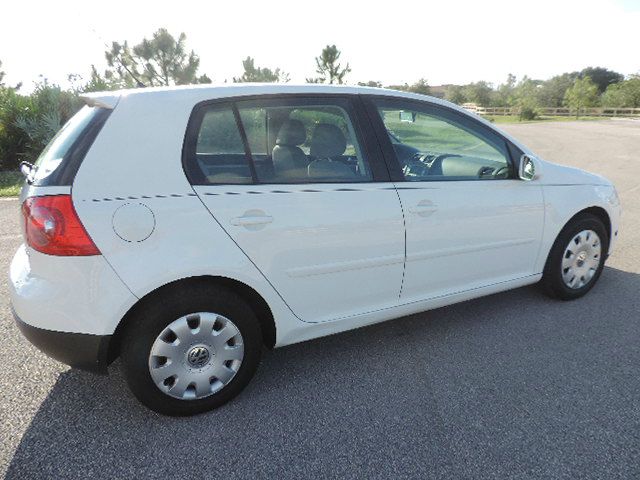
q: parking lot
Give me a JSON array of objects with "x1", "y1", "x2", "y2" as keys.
[{"x1": 1, "y1": 119, "x2": 638, "y2": 479}]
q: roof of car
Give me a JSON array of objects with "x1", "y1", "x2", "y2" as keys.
[
  {"x1": 79, "y1": 83, "x2": 533, "y2": 154},
  {"x1": 80, "y1": 83, "x2": 451, "y2": 110}
]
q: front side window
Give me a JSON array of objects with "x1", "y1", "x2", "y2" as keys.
[
  {"x1": 375, "y1": 101, "x2": 512, "y2": 181},
  {"x1": 237, "y1": 101, "x2": 372, "y2": 183}
]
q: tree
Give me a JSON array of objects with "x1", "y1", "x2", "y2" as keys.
[
  {"x1": 462, "y1": 81, "x2": 493, "y2": 107},
  {"x1": 307, "y1": 45, "x2": 350, "y2": 84},
  {"x1": 579, "y1": 67, "x2": 624, "y2": 94},
  {"x1": 387, "y1": 78, "x2": 430, "y2": 95},
  {"x1": 602, "y1": 75, "x2": 640, "y2": 108},
  {"x1": 0, "y1": 59, "x2": 19, "y2": 90},
  {"x1": 444, "y1": 85, "x2": 466, "y2": 104},
  {"x1": 564, "y1": 76, "x2": 599, "y2": 117},
  {"x1": 407, "y1": 78, "x2": 430, "y2": 95},
  {"x1": 513, "y1": 76, "x2": 541, "y2": 120},
  {"x1": 104, "y1": 28, "x2": 212, "y2": 87},
  {"x1": 358, "y1": 80, "x2": 382, "y2": 88},
  {"x1": 495, "y1": 74, "x2": 517, "y2": 107},
  {"x1": 68, "y1": 66, "x2": 118, "y2": 93},
  {"x1": 233, "y1": 57, "x2": 289, "y2": 83},
  {"x1": 537, "y1": 72, "x2": 578, "y2": 107}
]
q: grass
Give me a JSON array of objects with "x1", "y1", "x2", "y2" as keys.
[
  {"x1": 484, "y1": 115, "x2": 611, "y2": 124},
  {"x1": 0, "y1": 171, "x2": 23, "y2": 197},
  {"x1": 383, "y1": 110, "x2": 505, "y2": 160}
]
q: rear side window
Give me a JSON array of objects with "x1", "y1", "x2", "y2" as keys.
[
  {"x1": 183, "y1": 97, "x2": 375, "y2": 185},
  {"x1": 237, "y1": 102, "x2": 372, "y2": 183},
  {"x1": 32, "y1": 106, "x2": 111, "y2": 186},
  {"x1": 194, "y1": 106, "x2": 253, "y2": 184}
]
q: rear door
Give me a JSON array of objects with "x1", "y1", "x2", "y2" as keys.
[
  {"x1": 365, "y1": 96, "x2": 545, "y2": 303},
  {"x1": 185, "y1": 96, "x2": 405, "y2": 323}
]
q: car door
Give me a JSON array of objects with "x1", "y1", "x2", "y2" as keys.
[
  {"x1": 185, "y1": 95, "x2": 405, "y2": 323},
  {"x1": 364, "y1": 96, "x2": 545, "y2": 303}
]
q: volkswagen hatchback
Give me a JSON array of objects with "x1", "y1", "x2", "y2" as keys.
[{"x1": 10, "y1": 84, "x2": 621, "y2": 415}]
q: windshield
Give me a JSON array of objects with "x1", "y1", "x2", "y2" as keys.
[{"x1": 32, "y1": 106, "x2": 105, "y2": 185}]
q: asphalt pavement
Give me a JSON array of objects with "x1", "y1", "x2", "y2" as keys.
[{"x1": 1, "y1": 119, "x2": 638, "y2": 479}]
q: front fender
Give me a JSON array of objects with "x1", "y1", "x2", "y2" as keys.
[{"x1": 535, "y1": 184, "x2": 620, "y2": 273}]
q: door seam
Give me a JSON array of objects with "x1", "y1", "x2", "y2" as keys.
[{"x1": 393, "y1": 183, "x2": 408, "y2": 300}]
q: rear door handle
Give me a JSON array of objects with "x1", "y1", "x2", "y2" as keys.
[{"x1": 408, "y1": 200, "x2": 438, "y2": 216}]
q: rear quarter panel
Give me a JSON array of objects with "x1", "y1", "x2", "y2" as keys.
[{"x1": 72, "y1": 93, "x2": 302, "y2": 342}]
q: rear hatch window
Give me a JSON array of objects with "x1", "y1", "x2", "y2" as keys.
[{"x1": 30, "y1": 105, "x2": 111, "y2": 186}]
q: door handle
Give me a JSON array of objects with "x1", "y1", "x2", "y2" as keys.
[
  {"x1": 408, "y1": 200, "x2": 438, "y2": 216},
  {"x1": 230, "y1": 213, "x2": 273, "y2": 227}
]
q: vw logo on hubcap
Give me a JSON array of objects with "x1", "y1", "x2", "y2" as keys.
[
  {"x1": 187, "y1": 346, "x2": 211, "y2": 368},
  {"x1": 577, "y1": 251, "x2": 587, "y2": 266}
]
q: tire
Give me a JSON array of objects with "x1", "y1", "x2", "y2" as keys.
[
  {"x1": 541, "y1": 213, "x2": 609, "y2": 301},
  {"x1": 120, "y1": 283, "x2": 262, "y2": 416}
]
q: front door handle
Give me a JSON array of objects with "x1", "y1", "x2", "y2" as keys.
[
  {"x1": 408, "y1": 200, "x2": 438, "y2": 216},
  {"x1": 230, "y1": 215, "x2": 273, "y2": 226},
  {"x1": 230, "y1": 210, "x2": 273, "y2": 227}
]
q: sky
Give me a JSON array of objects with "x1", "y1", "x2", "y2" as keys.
[{"x1": 1, "y1": 0, "x2": 638, "y2": 91}]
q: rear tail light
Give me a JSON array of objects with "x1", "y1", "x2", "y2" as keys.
[{"x1": 22, "y1": 195, "x2": 100, "y2": 256}]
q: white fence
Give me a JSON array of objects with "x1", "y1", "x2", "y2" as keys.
[{"x1": 462, "y1": 105, "x2": 640, "y2": 117}]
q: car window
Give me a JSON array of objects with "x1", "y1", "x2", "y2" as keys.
[
  {"x1": 193, "y1": 105, "x2": 253, "y2": 184},
  {"x1": 31, "y1": 106, "x2": 111, "y2": 186},
  {"x1": 237, "y1": 101, "x2": 372, "y2": 184},
  {"x1": 375, "y1": 102, "x2": 512, "y2": 181}
]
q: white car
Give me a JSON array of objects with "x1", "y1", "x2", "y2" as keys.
[{"x1": 10, "y1": 84, "x2": 621, "y2": 415}]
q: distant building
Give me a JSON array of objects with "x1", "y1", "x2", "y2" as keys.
[{"x1": 428, "y1": 84, "x2": 457, "y2": 99}]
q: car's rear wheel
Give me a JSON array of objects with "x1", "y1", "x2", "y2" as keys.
[
  {"x1": 541, "y1": 213, "x2": 609, "y2": 300},
  {"x1": 121, "y1": 284, "x2": 262, "y2": 416}
]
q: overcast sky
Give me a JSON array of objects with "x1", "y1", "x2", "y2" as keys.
[{"x1": 1, "y1": 0, "x2": 638, "y2": 91}]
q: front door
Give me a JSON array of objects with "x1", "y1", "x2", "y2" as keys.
[{"x1": 368, "y1": 97, "x2": 545, "y2": 303}]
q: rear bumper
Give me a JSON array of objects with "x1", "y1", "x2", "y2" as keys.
[
  {"x1": 13, "y1": 307, "x2": 110, "y2": 374},
  {"x1": 9, "y1": 244, "x2": 137, "y2": 373},
  {"x1": 9, "y1": 244, "x2": 136, "y2": 335}
]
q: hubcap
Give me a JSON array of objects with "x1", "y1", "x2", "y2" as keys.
[
  {"x1": 561, "y1": 229, "x2": 601, "y2": 289},
  {"x1": 148, "y1": 312, "x2": 244, "y2": 400}
]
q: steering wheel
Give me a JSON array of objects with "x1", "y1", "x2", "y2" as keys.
[
  {"x1": 493, "y1": 165, "x2": 510, "y2": 178},
  {"x1": 403, "y1": 153, "x2": 430, "y2": 177}
]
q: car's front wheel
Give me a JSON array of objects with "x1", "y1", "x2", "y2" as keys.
[
  {"x1": 541, "y1": 213, "x2": 609, "y2": 300},
  {"x1": 120, "y1": 283, "x2": 262, "y2": 416}
]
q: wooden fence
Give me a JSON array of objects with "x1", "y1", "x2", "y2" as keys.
[{"x1": 462, "y1": 104, "x2": 640, "y2": 117}]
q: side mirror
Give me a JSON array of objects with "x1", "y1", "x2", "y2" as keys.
[{"x1": 518, "y1": 154, "x2": 538, "y2": 181}]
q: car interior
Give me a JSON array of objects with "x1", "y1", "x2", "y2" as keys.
[
  {"x1": 391, "y1": 142, "x2": 511, "y2": 181},
  {"x1": 382, "y1": 110, "x2": 512, "y2": 181},
  {"x1": 194, "y1": 105, "x2": 372, "y2": 184},
  {"x1": 191, "y1": 104, "x2": 512, "y2": 185}
]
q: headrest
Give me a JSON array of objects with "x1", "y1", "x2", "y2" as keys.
[
  {"x1": 310, "y1": 123, "x2": 347, "y2": 158},
  {"x1": 276, "y1": 120, "x2": 306, "y2": 146}
]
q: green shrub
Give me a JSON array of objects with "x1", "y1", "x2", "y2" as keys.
[
  {"x1": 519, "y1": 107, "x2": 538, "y2": 121},
  {"x1": 0, "y1": 87, "x2": 32, "y2": 170},
  {"x1": 602, "y1": 77, "x2": 640, "y2": 108},
  {"x1": 0, "y1": 80, "x2": 83, "y2": 170}
]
